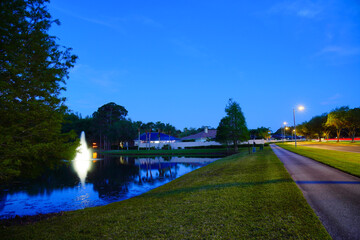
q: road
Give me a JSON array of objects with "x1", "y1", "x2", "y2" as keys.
[
  {"x1": 296, "y1": 142, "x2": 360, "y2": 153},
  {"x1": 271, "y1": 144, "x2": 360, "y2": 240}
]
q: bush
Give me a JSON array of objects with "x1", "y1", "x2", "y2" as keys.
[{"x1": 162, "y1": 144, "x2": 171, "y2": 150}]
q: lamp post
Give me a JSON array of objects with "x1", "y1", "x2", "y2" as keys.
[
  {"x1": 293, "y1": 106, "x2": 305, "y2": 147},
  {"x1": 282, "y1": 122, "x2": 287, "y2": 143}
]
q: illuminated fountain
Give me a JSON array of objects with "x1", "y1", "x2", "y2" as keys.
[{"x1": 73, "y1": 131, "x2": 92, "y2": 185}]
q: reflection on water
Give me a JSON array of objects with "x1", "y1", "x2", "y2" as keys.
[
  {"x1": 0, "y1": 155, "x2": 222, "y2": 219},
  {"x1": 73, "y1": 160, "x2": 92, "y2": 186},
  {"x1": 73, "y1": 131, "x2": 92, "y2": 184}
]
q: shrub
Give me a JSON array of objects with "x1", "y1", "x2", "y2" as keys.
[{"x1": 162, "y1": 144, "x2": 171, "y2": 150}]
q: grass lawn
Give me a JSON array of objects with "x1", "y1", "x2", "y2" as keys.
[
  {"x1": 295, "y1": 141, "x2": 360, "y2": 146},
  {"x1": 276, "y1": 143, "x2": 360, "y2": 177},
  {"x1": 1, "y1": 148, "x2": 330, "y2": 239},
  {"x1": 101, "y1": 148, "x2": 230, "y2": 156}
]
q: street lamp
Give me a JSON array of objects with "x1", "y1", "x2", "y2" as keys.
[
  {"x1": 293, "y1": 105, "x2": 305, "y2": 147},
  {"x1": 282, "y1": 121, "x2": 287, "y2": 142}
]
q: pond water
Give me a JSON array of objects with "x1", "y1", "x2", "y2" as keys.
[{"x1": 0, "y1": 155, "x2": 222, "y2": 219}]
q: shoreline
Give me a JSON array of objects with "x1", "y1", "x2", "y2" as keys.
[{"x1": 1, "y1": 147, "x2": 330, "y2": 239}]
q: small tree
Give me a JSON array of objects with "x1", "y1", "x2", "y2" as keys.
[
  {"x1": 216, "y1": 116, "x2": 232, "y2": 149},
  {"x1": 216, "y1": 99, "x2": 249, "y2": 152},
  {"x1": 326, "y1": 106, "x2": 349, "y2": 142}
]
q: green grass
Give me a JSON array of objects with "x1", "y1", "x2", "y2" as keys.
[
  {"x1": 1, "y1": 148, "x2": 330, "y2": 239},
  {"x1": 296, "y1": 141, "x2": 360, "y2": 146},
  {"x1": 101, "y1": 148, "x2": 230, "y2": 155},
  {"x1": 276, "y1": 143, "x2": 360, "y2": 177}
]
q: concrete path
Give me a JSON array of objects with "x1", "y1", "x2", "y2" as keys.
[
  {"x1": 271, "y1": 144, "x2": 360, "y2": 240},
  {"x1": 296, "y1": 142, "x2": 360, "y2": 153}
]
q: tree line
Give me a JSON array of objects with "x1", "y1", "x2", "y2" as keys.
[
  {"x1": 62, "y1": 102, "x2": 215, "y2": 150},
  {"x1": 62, "y1": 102, "x2": 178, "y2": 150},
  {"x1": 296, "y1": 106, "x2": 360, "y2": 142}
]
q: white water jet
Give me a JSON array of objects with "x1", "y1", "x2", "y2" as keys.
[{"x1": 73, "y1": 131, "x2": 92, "y2": 185}]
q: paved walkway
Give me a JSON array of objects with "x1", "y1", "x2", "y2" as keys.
[
  {"x1": 271, "y1": 144, "x2": 360, "y2": 240},
  {"x1": 296, "y1": 142, "x2": 360, "y2": 153}
]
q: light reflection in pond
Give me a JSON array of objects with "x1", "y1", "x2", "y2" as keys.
[
  {"x1": 0, "y1": 155, "x2": 222, "y2": 219},
  {"x1": 73, "y1": 131, "x2": 92, "y2": 184},
  {"x1": 73, "y1": 160, "x2": 92, "y2": 186}
]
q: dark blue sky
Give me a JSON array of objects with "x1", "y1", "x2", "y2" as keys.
[{"x1": 49, "y1": 0, "x2": 360, "y2": 131}]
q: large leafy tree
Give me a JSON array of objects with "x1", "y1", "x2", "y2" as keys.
[
  {"x1": 250, "y1": 127, "x2": 271, "y2": 140},
  {"x1": 346, "y1": 107, "x2": 360, "y2": 142},
  {"x1": 307, "y1": 114, "x2": 327, "y2": 142},
  {"x1": 216, "y1": 99, "x2": 249, "y2": 152},
  {"x1": 92, "y1": 102, "x2": 128, "y2": 150},
  {"x1": 108, "y1": 120, "x2": 137, "y2": 149},
  {"x1": 326, "y1": 106, "x2": 349, "y2": 142},
  {"x1": 62, "y1": 113, "x2": 95, "y2": 142},
  {"x1": 296, "y1": 122, "x2": 312, "y2": 140},
  {"x1": 323, "y1": 124, "x2": 335, "y2": 140},
  {"x1": 0, "y1": 0, "x2": 77, "y2": 181}
]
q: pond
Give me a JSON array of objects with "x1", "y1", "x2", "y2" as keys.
[{"x1": 0, "y1": 155, "x2": 222, "y2": 219}]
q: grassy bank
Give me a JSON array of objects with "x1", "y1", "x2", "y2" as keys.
[
  {"x1": 1, "y1": 148, "x2": 330, "y2": 239},
  {"x1": 296, "y1": 141, "x2": 360, "y2": 146},
  {"x1": 276, "y1": 143, "x2": 360, "y2": 177}
]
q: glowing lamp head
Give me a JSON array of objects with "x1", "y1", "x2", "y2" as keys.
[
  {"x1": 283, "y1": 121, "x2": 287, "y2": 125},
  {"x1": 298, "y1": 106, "x2": 305, "y2": 111}
]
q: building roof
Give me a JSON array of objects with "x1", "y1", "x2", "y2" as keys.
[
  {"x1": 138, "y1": 132, "x2": 179, "y2": 141},
  {"x1": 181, "y1": 129, "x2": 217, "y2": 140}
]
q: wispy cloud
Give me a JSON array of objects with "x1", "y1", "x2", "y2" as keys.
[
  {"x1": 321, "y1": 93, "x2": 342, "y2": 105},
  {"x1": 64, "y1": 64, "x2": 130, "y2": 116},
  {"x1": 171, "y1": 38, "x2": 206, "y2": 58},
  {"x1": 316, "y1": 46, "x2": 360, "y2": 56},
  {"x1": 53, "y1": 7, "x2": 162, "y2": 32},
  {"x1": 269, "y1": 1, "x2": 323, "y2": 18},
  {"x1": 129, "y1": 15, "x2": 163, "y2": 28},
  {"x1": 70, "y1": 64, "x2": 127, "y2": 92},
  {"x1": 53, "y1": 6, "x2": 126, "y2": 33}
]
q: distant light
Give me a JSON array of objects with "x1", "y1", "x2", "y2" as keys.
[
  {"x1": 285, "y1": 127, "x2": 289, "y2": 130},
  {"x1": 298, "y1": 106, "x2": 305, "y2": 111},
  {"x1": 283, "y1": 122, "x2": 287, "y2": 125}
]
